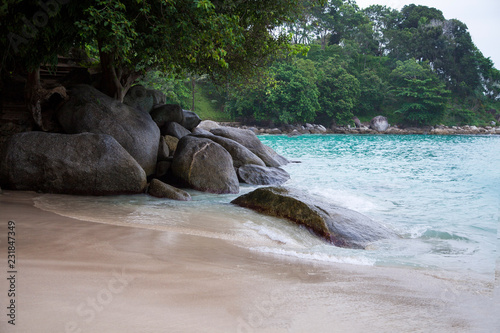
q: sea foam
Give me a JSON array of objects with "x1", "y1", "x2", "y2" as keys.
[{"x1": 248, "y1": 246, "x2": 376, "y2": 266}]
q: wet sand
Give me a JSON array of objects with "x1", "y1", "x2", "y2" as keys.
[{"x1": 0, "y1": 191, "x2": 497, "y2": 332}]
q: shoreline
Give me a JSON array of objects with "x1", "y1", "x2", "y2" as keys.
[
  {"x1": 218, "y1": 122, "x2": 500, "y2": 136},
  {"x1": 1, "y1": 123, "x2": 498, "y2": 152},
  {"x1": 0, "y1": 191, "x2": 498, "y2": 332}
]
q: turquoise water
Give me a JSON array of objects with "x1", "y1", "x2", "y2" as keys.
[
  {"x1": 259, "y1": 134, "x2": 499, "y2": 275},
  {"x1": 35, "y1": 134, "x2": 499, "y2": 277}
]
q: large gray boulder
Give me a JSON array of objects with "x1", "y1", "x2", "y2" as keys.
[
  {"x1": 123, "y1": 86, "x2": 166, "y2": 113},
  {"x1": 262, "y1": 144, "x2": 289, "y2": 166},
  {"x1": 155, "y1": 160, "x2": 171, "y2": 179},
  {"x1": 197, "y1": 120, "x2": 220, "y2": 131},
  {"x1": 181, "y1": 110, "x2": 202, "y2": 130},
  {"x1": 232, "y1": 187, "x2": 397, "y2": 249},
  {"x1": 0, "y1": 132, "x2": 147, "y2": 195},
  {"x1": 148, "y1": 89, "x2": 167, "y2": 106},
  {"x1": 238, "y1": 165, "x2": 290, "y2": 186},
  {"x1": 123, "y1": 85, "x2": 154, "y2": 113},
  {"x1": 370, "y1": 115, "x2": 389, "y2": 132},
  {"x1": 57, "y1": 85, "x2": 160, "y2": 175},
  {"x1": 163, "y1": 135, "x2": 179, "y2": 155},
  {"x1": 147, "y1": 179, "x2": 191, "y2": 201},
  {"x1": 157, "y1": 136, "x2": 170, "y2": 161},
  {"x1": 353, "y1": 116, "x2": 362, "y2": 128},
  {"x1": 210, "y1": 127, "x2": 288, "y2": 167},
  {"x1": 171, "y1": 136, "x2": 239, "y2": 194},
  {"x1": 150, "y1": 104, "x2": 185, "y2": 127},
  {"x1": 191, "y1": 127, "x2": 212, "y2": 136},
  {"x1": 192, "y1": 133, "x2": 265, "y2": 168},
  {"x1": 163, "y1": 122, "x2": 191, "y2": 139}
]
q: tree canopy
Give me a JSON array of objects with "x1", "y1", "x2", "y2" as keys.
[
  {"x1": 390, "y1": 59, "x2": 450, "y2": 125},
  {"x1": 1, "y1": 0, "x2": 499, "y2": 128},
  {"x1": 1, "y1": 0, "x2": 323, "y2": 100},
  {"x1": 221, "y1": 1, "x2": 499, "y2": 126}
]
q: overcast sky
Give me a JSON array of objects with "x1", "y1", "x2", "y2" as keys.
[{"x1": 355, "y1": 0, "x2": 500, "y2": 68}]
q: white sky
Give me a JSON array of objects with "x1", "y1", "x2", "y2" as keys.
[{"x1": 355, "y1": 0, "x2": 500, "y2": 68}]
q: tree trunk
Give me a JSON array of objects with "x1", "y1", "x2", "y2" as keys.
[
  {"x1": 25, "y1": 67, "x2": 68, "y2": 131},
  {"x1": 191, "y1": 76, "x2": 196, "y2": 111},
  {"x1": 98, "y1": 42, "x2": 140, "y2": 102},
  {"x1": 99, "y1": 50, "x2": 120, "y2": 100},
  {"x1": 321, "y1": 34, "x2": 326, "y2": 51},
  {"x1": 25, "y1": 68, "x2": 45, "y2": 130}
]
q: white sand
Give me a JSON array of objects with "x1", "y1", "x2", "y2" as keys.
[{"x1": 0, "y1": 191, "x2": 497, "y2": 332}]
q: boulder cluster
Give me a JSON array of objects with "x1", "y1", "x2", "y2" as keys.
[
  {"x1": 0, "y1": 85, "x2": 289, "y2": 198},
  {"x1": 0, "y1": 85, "x2": 402, "y2": 249}
]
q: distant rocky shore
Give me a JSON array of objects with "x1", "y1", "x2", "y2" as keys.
[{"x1": 222, "y1": 122, "x2": 500, "y2": 136}]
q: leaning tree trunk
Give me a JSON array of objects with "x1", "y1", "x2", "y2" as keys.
[
  {"x1": 25, "y1": 67, "x2": 67, "y2": 131},
  {"x1": 191, "y1": 76, "x2": 196, "y2": 112},
  {"x1": 25, "y1": 68, "x2": 44, "y2": 129},
  {"x1": 98, "y1": 45, "x2": 141, "y2": 102}
]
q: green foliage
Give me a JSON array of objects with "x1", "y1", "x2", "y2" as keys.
[
  {"x1": 445, "y1": 107, "x2": 477, "y2": 126},
  {"x1": 226, "y1": 59, "x2": 320, "y2": 125},
  {"x1": 443, "y1": 96, "x2": 500, "y2": 126},
  {"x1": 399, "y1": 4, "x2": 444, "y2": 29},
  {"x1": 478, "y1": 56, "x2": 500, "y2": 100},
  {"x1": 356, "y1": 69, "x2": 386, "y2": 116},
  {"x1": 0, "y1": 0, "x2": 83, "y2": 71},
  {"x1": 2, "y1": 0, "x2": 325, "y2": 98},
  {"x1": 138, "y1": 1, "x2": 499, "y2": 127},
  {"x1": 266, "y1": 60, "x2": 320, "y2": 124},
  {"x1": 316, "y1": 57, "x2": 360, "y2": 124},
  {"x1": 390, "y1": 59, "x2": 450, "y2": 125},
  {"x1": 368, "y1": 4, "x2": 491, "y2": 97},
  {"x1": 74, "y1": 0, "x2": 240, "y2": 75},
  {"x1": 226, "y1": 72, "x2": 274, "y2": 123},
  {"x1": 2, "y1": 0, "x2": 497, "y2": 128},
  {"x1": 190, "y1": 86, "x2": 232, "y2": 122},
  {"x1": 139, "y1": 70, "x2": 232, "y2": 121},
  {"x1": 137, "y1": 71, "x2": 191, "y2": 107}
]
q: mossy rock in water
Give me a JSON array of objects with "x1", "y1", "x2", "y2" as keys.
[{"x1": 231, "y1": 186, "x2": 397, "y2": 249}]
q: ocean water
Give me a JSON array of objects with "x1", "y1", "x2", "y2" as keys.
[
  {"x1": 260, "y1": 134, "x2": 499, "y2": 275},
  {"x1": 34, "y1": 134, "x2": 500, "y2": 277}
]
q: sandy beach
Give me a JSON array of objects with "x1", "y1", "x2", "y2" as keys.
[{"x1": 0, "y1": 191, "x2": 497, "y2": 333}]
